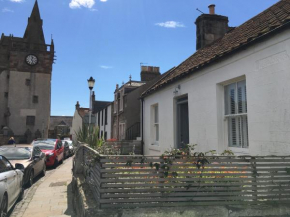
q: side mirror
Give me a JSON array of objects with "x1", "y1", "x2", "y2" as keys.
[{"x1": 15, "y1": 163, "x2": 25, "y2": 171}]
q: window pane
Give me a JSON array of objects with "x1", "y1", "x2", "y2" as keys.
[
  {"x1": 225, "y1": 83, "x2": 236, "y2": 115},
  {"x1": 228, "y1": 117, "x2": 238, "y2": 147},
  {"x1": 242, "y1": 116, "x2": 249, "y2": 148},
  {"x1": 228, "y1": 116, "x2": 248, "y2": 148},
  {"x1": 155, "y1": 124, "x2": 159, "y2": 141},
  {"x1": 154, "y1": 106, "x2": 158, "y2": 123},
  {"x1": 237, "y1": 80, "x2": 247, "y2": 113}
]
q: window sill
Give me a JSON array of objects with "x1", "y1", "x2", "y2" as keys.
[
  {"x1": 149, "y1": 143, "x2": 160, "y2": 152},
  {"x1": 229, "y1": 147, "x2": 249, "y2": 155}
]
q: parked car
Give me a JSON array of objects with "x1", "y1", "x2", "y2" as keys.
[
  {"x1": 31, "y1": 138, "x2": 55, "y2": 146},
  {"x1": 33, "y1": 139, "x2": 64, "y2": 168},
  {"x1": 62, "y1": 140, "x2": 74, "y2": 158},
  {"x1": 0, "y1": 155, "x2": 24, "y2": 217},
  {"x1": 0, "y1": 146, "x2": 46, "y2": 187},
  {"x1": 62, "y1": 141, "x2": 70, "y2": 159}
]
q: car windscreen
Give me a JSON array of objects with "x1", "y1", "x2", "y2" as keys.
[
  {"x1": 33, "y1": 141, "x2": 55, "y2": 150},
  {"x1": 0, "y1": 147, "x2": 31, "y2": 160}
]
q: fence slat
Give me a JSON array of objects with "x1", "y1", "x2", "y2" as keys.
[{"x1": 76, "y1": 145, "x2": 290, "y2": 209}]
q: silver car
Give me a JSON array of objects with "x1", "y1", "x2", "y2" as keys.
[{"x1": 0, "y1": 155, "x2": 24, "y2": 217}]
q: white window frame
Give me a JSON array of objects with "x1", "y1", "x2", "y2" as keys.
[
  {"x1": 151, "y1": 104, "x2": 159, "y2": 145},
  {"x1": 224, "y1": 79, "x2": 248, "y2": 149}
]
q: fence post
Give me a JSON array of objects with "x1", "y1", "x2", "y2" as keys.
[
  {"x1": 251, "y1": 157, "x2": 258, "y2": 202},
  {"x1": 97, "y1": 156, "x2": 102, "y2": 209}
]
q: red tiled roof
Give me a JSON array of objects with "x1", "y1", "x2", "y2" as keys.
[{"x1": 142, "y1": 0, "x2": 290, "y2": 97}]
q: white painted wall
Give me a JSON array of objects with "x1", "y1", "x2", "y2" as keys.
[
  {"x1": 71, "y1": 109, "x2": 83, "y2": 142},
  {"x1": 143, "y1": 29, "x2": 290, "y2": 156},
  {"x1": 95, "y1": 104, "x2": 112, "y2": 140}
]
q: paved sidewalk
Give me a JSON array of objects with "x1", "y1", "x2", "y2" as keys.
[{"x1": 17, "y1": 157, "x2": 75, "y2": 217}]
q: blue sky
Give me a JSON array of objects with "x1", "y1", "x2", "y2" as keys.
[{"x1": 0, "y1": 0, "x2": 279, "y2": 116}]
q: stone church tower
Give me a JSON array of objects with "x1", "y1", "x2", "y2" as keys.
[{"x1": 0, "y1": 0, "x2": 54, "y2": 143}]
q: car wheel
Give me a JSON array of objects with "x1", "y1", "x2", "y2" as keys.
[
  {"x1": 0, "y1": 194, "x2": 8, "y2": 217},
  {"x1": 53, "y1": 159, "x2": 58, "y2": 169},
  {"x1": 18, "y1": 188, "x2": 24, "y2": 202},
  {"x1": 41, "y1": 164, "x2": 46, "y2": 176},
  {"x1": 28, "y1": 170, "x2": 34, "y2": 187}
]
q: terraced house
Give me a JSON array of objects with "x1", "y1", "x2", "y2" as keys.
[{"x1": 141, "y1": 1, "x2": 290, "y2": 156}]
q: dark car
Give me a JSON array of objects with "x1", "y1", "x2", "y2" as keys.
[
  {"x1": 33, "y1": 139, "x2": 64, "y2": 168},
  {"x1": 0, "y1": 146, "x2": 46, "y2": 187}
]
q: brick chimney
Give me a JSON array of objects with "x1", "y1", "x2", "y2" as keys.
[
  {"x1": 195, "y1": 4, "x2": 229, "y2": 50},
  {"x1": 140, "y1": 66, "x2": 161, "y2": 82},
  {"x1": 92, "y1": 91, "x2": 95, "y2": 102}
]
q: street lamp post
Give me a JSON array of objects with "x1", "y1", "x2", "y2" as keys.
[{"x1": 87, "y1": 77, "x2": 95, "y2": 126}]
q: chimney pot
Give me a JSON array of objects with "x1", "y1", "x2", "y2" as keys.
[{"x1": 208, "y1": 4, "x2": 215, "y2": 14}]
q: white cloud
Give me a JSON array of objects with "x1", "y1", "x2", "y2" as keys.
[
  {"x1": 155, "y1": 21, "x2": 185, "y2": 28},
  {"x1": 69, "y1": 0, "x2": 95, "y2": 9},
  {"x1": 10, "y1": 0, "x2": 24, "y2": 2},
  {"x1": 2, "y1": 8, "x2": 14, "y2": 13},
  {"x1": 100, "y1": 65, "x2": 113, "y2": 69},
  {"x1": 100, "y1": 0, "x2": 107, "y2": 2}
]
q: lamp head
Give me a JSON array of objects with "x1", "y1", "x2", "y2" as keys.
[{"x1": 87, "y1": 76, "x2": 95, "y2": 90}]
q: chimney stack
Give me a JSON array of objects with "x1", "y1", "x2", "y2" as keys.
[
  {"x1": 92, "y1": 91, "x2": 95, "y2": 102},
  {"x1": 208, "y1": 4, "x2": 215, "y2": 14},
  {"x1": 195, "y1": 4, "x2": 229, "y2": 50},
  {"x1": 140, "y1": 66, "x2": 161, "y2": 82},
  {"x1": 75, "y1": 101, "x2": 80, "y2": 110}
]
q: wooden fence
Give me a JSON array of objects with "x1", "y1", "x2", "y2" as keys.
[
  {"x1": 102, "y1": 141, "x2": 142, "y2": 155},
  {"x1": 76, "y1": 145, "x2": 290, "y2": 209}
]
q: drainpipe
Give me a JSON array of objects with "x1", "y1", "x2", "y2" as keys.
[{"x1": 141, "y1": 98, "x2": 144, "y2": 155}]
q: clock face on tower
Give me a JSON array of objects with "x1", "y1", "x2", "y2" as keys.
[{"x1": 25, "y1": 54, "x2": 38, "y2": 66}]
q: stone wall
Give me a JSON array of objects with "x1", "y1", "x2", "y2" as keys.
[
  {"x1": 103, "y1": 140, "x2": 142, "y2": 155},
  {"x1": 0, "y1": 134, "x2": 8, "y2": 146}
]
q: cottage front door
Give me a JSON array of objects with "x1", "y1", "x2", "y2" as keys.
[{"x1": 176, "y1": 96, "x2": 189, "y2": 149}]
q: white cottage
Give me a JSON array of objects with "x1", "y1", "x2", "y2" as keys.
[
  {"x1": 93, "y1": 100, "x2": 112, "y2": 141},
  {"x1": 141, "y1": 1, "x2": 290, "y2": 156},
  {"x1": 70, "y1": 101, "x2": 90, "y2": 142}
]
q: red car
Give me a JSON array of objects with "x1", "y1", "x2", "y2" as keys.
[{"x1": 32, "y1": 139, "x2": 64, "y2": 168}]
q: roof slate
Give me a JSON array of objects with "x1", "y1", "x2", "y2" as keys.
[
  {"x1": 93, "y1": 101, "x2": 111, "y2": 114},
  {"x1": 142, "y1": 0, "x2": 290, "y2": 97},
  {"x1": 49, "y1": 116, "x2": 73, "y2": 130},
  {"x1": 78, "y1": 108, "x2": 89, "y2": 118}
]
